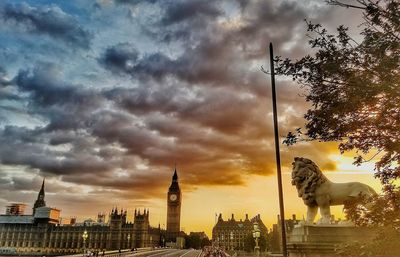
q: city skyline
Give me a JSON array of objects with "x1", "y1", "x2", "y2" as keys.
[
  {"x1": 0, "y1": 0, "x2": 382, "y2": 239},
  {"x1": 0, "y1": 162, "x2": 380, "y2": 237}
]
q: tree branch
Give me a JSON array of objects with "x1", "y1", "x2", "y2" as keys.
[{"x1": 326, "y1": 0, "x2": 366, "y2": 10}]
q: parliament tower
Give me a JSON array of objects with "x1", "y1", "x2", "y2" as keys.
[
  {"x1": 33, "y1": 178, "x2": 46, "y2": 215},
  {"x1": 166, "y1": 168, "x2": 181, "y2": 242}
]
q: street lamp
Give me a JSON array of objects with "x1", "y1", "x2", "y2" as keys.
[
  {"x1": 82, "y1": 230, "x2": 88, "y2": 257},
  {"x1": 127, "y1": 234, "x2": 131, "y2": 249},
  {"x1": 253, "y1": 222, "x2": 260, "y2": 257}
]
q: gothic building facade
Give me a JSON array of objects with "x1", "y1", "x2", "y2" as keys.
[
  {"x1": 0, "y1": 179, "x2": 165, "y2": 255},
  {"x1": 212, "y1": 213, "x2": 268, "y2": 251}
]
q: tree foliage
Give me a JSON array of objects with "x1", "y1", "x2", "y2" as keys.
[
  {"x1": 185, "y1": 233, "x2": 211, "y2": 249},
  {"x1": 276, "y1": 0, "x2": 400, "y2": 186},
  {"x1": 243, "y1": 234, "x2": 268, "y2": 252},
  {"x1": 201, "y1": 237, "x2": 211, "y2": 248},
  {"x1": 335, "y1": 230, "x2": 400, "y2": 257},
  {"x1": 344, "y1": 187, "x2": 400, "y2": 228},
  {"x1": 338, "y1": 187, "x2": 400, "y2": 256},
  {"x1": 185, "y1": 234, "x2": 202, "y2": 249}
]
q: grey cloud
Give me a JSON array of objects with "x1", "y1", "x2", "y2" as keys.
[
  {"x1": 2, "y1": 2, "x2": 91, "y2": 49},
  {"x1": 100, "y1": 1, "x2": 309, "y2": 95},
  {"x1": 113, "y1": 0, "x2": 159, "y2": 6},
  {"x1": 0, "y1": 173, "x2": 88, "y2": 209},
  {"x1": 161, "y1": 0, "x2": 222, "y2": 25},
  {"x1": 8, "y1": 176, "x2": 40, "y2": 191},
  {"x1": 0, "y1": 62, "x2": 115, "y2": 177},
  {"x1": 115, "y1": 0, "x2": 222, "y2": 43},
  {"x1": 103, "y1": 66, "x2": 267, "y2": 138},
  {"x1": 89, "y1": 110, "x2": 171, "y2": 157},
  {"x1": 15, "y1": 63, "x2": 81, "y2": 107},
  {"x1": 0, "y1": 67, "x2": 13, "y2": 87},
  {"x1": 0, "y1": 126, "x2": 116, "y2": 175},
  {"x1": 0, "y1": 91, "x2": 20, "y2": 101},
  {"x1": 13, "y1": 62, "x2": 103, "y2": 131},
  {"x1": 100, "y1": 49, "x2": 171, "y2": 81},
  {"x1": 0, "y1": 83, "x2": 21, "y2": 101},
  {"x1": 103, "y1": 83, "x2": 277, "y2": 180},
  {"x1": 98, "y1": 43, "x2": 139, "y2": 74},
  {"x1": 100, "y1": 37, "x2": 244, "y2": 87}
]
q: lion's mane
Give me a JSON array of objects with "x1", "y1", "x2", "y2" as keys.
[{"x1": 291, "y1": 157, "x2": 327, "y2": 206}]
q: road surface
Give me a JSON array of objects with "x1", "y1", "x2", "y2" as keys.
[{"x1": 131, "y1": 249, "x2": 202, "y2": 257}]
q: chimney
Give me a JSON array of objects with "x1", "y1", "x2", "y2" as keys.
[
  {"x1": 292, "y1": 214, "x2": 296, "y2": 221},
  {"x1": 231, "y1": 214, "x2": 235, "y2": 220},
  {"x1": 245, "y1": 214, "x2": 249, "y2": 220}
]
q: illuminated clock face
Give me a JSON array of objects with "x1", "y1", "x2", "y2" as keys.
[{"x1": 169, "y1": 194, "x2": 178, "y2": 201}]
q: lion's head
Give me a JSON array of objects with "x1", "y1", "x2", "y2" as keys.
[{"x1": 292, "y1": 157, "x2": 327, "y2": 206}]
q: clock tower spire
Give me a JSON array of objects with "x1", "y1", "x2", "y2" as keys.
[
  {"x1": 166, "y1": 167, "x2": 181, "y2": 243},
  {"x1": 33, "y1": 178, "x2": 46, "y2": 215}
]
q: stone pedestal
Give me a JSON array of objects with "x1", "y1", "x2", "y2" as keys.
[{"x1": 287, "y1": 224, "x2": 374, "y2": 257}]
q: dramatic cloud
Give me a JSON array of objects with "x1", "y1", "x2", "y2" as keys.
[
  {"x1": 113, "y1": 0, "x2": 159, "y2": 6},
  {"x1": 160, "y1": 0, "x2": 222, "y2": 25},
  {"x1": 1, "y1": 2, "x2": 91, "y2": 49},
  {"x1": 99, "y1": 43, "x2": 139, "y2": 74},
  {"x1": 0, "y1": 66, "x2": 12, "y2": 87},
  {"x1": 0, "y1": 0, "x2": 367, "y2": 222}
]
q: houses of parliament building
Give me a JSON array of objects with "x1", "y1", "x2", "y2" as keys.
[{"x1": 0, "y1": 169, "x2": 182, "y2": 255}]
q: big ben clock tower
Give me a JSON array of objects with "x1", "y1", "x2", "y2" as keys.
[{"x1": 166, "y1": 168, "x2": 181, "y2": 242}]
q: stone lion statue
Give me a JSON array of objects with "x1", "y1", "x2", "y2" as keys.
[{"x1": 292, "y1": 157, "x2": 377, "y2": 224}]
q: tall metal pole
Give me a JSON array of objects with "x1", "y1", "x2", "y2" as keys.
[{"x1": 269, "y1": 42, "x2": 288, "y2": 257}]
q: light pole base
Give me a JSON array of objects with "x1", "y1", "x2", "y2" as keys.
[{"x1": 254, "y1": 246, "x2": 260, "y2": 257}]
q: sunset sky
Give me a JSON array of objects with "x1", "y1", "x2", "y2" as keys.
[{"x1": 0, "y1": 0, "x2": 382, "y2": 237}]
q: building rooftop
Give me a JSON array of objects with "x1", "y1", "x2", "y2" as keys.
[{"x1": 0, "y1": 215, "x2": 34, "y2": 224}]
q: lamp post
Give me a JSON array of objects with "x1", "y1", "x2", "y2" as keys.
[
  {"x1": 268, "y1": 42, "x2": 287, "y2": 257},
  {"x1": 127, "y1": 234, "x2": 131, "y2": 249},
  {"x1": 253, "y1": 222, "x2": 260, "y2": 257},
  {"x1": 82, "y1": 230, "x2": 88, "y2": 257}
]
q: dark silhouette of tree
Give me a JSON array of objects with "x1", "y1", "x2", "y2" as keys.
[
  {"x1": 338, "y1": 188, "x2": 400, "y2": 256},
  {"x1": 185, "y1": 234, "x2": 201, "y2": 249},
  {"x1": 243, "y1": 234, "x2": 268, "y2": 252},
  {"x1": 276, "y1": 0, "x2": 399, "y2": 188},
  {"x1": 184, "y1": 233, "x2": 210, "y2": 249},
  {"x1": 200, "y1": 237, "x2": 211, "y2": 248}
]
